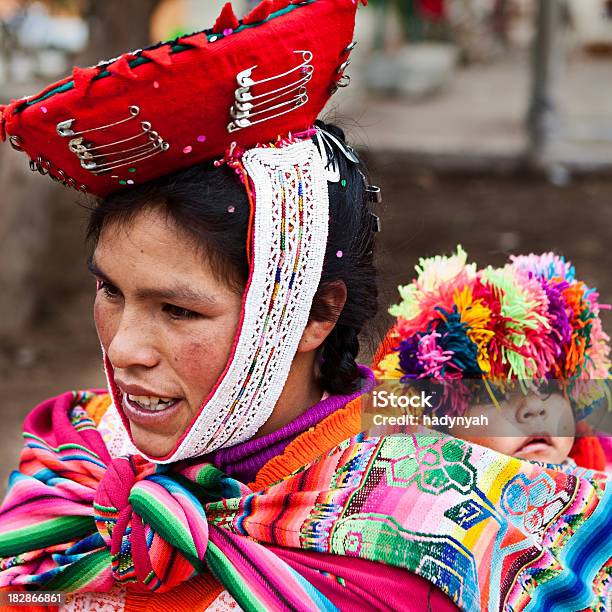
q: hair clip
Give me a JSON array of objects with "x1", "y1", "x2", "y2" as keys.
[
  {"x1": 313, "y1": 126, "x2": 361, "y2": 183},
  {"x1": 228, "y1": 50, "x2": 314, "y2": 133},
  {"x1": 313, "y1": 131, "x2": 340, "y2": 182},
  {"x1": 366, "y1": 185, "x2": 382, "y2": 204},
  {"x1": 315, "y1": 126, "x2": 360, "y2": 163},
  {"x1": 371, "y1": 212, "x2": 382, "y2": 233}
]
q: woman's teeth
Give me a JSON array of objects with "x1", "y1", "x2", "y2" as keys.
[{"x1": 127, "y1": 394, "x2": 177, "y2": 411}]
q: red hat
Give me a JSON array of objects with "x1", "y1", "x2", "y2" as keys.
[{"x1": 0, "y1": 0, "x2": 362, "y2": 197}]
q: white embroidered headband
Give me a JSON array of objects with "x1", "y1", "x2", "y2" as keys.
[{"x1": 104, "y1": 139, "x2": 330, "y2": 462}]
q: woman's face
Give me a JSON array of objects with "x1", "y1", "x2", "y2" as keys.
[
  {"x1": 449, "y1": 391, "x2": 575, "y2": 464},
  {"x1": 91, "y1": 207, "x2": 243, "y2": 457}
]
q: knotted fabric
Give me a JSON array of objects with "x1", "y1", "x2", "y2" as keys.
[
  {"x1": 94, "y1": 455, "x2": 210, "y2": 591},
  {"x1": 0, "y1": 392, "x2": 335, "y2": 609},
  {"x1": 2, "y1": 390, "x2": 612, "y2": 612}
]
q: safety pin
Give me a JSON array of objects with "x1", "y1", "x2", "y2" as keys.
[
  {"x1": 228, "y1": 96, "x2": 308, "y2": 133},
  {"x1": 75, "y1": 137, "x2": 164, "y2": 161},
  {"x1": 231, "y1": 91, "x2": 307, "y2": 121},
  {"x1": 337, "y1": 74, "x2": 351, "y2": 88},
  {"x1": 236, "y1": 68, "x2": 313, "y2": 104},
  {"x1": 82, "y1": 140, "x2": 167, "y2": 170},
  {"x1": 337, "y1": 59, "x2": 351, "y2": 74},
  {"x1": 69, "y1": 129, "x2": 158, "y2": 162},
  {"x1": 236, "y1": 50, "x2": 313, "y2": 89},
  {"x1": 9, "y1": 135, "x2": 24, "y2": 151},
  {"x1": 87, "y1": 142, "x2": 170, "y2": 174},
  {"x1": 235, "y1": 85, "x2": 308, "y2": 114},
  {"x1": 69, "y1": 129, "x2": 159, "y2": 157},
  {"x1": 69, "y1": 122, "x2": 154, "y2": 154},
  {"x1": 57, "y1": 106, "x2": 141, "y2": 138}
]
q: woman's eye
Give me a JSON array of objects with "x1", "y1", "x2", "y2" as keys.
[
  {"x1": 98, "y1": 280, "x2": 121, "y2": 299},
  {"x1": 163, "y1": 304, "x2": 200, "y2": 320}
]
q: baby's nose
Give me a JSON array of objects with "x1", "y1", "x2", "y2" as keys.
[{"x1": 516, "y1": 399, "x2": 548, "y2": 423}]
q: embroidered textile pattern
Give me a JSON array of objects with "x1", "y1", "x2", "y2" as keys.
[
  {"x1": 105, "y1": 139, "x2": 330, "y2": 462},
  {"x1": 2, "y1": 391, "x2": 612, "y2": 611},
  {"x1": 98, "y1": 403, "x2": 138, "y2": 459},
  {"x1": 209, "y1": 434, "x2": 612, "y2": 612}
]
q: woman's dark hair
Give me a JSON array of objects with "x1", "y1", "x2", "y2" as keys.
[{"x1": 87, "y1": 121, "x2": 379, "y2": 395}]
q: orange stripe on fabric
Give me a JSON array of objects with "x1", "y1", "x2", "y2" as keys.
[
  {"x1": 250, "y1": 397, "x2": 363, "y2": 490},
  {"x1": 124, "y1": 572, "x2": 223, "y2": 612},
  {"x1": 84, "y1": 394, "x2": 113, "y2": 426}
]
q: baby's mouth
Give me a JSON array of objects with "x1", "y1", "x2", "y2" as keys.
[{"x1": 515, "y1": 434, "x2": 554, "y2": 456}]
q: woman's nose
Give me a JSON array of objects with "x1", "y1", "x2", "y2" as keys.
[
  {"x1": 107, "y1": 313, "x2": 159, "y2": 370},
  {"x1": 515, "y1": 399, "x2": 548, "y2": 423}
]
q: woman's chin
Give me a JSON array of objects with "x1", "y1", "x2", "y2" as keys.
[
  {"x1": 129, "y1": 423, "x2": 182, "y2": 458},
  {"x1": 121, "y1": 394, "x2": 190, "y2": 457}
]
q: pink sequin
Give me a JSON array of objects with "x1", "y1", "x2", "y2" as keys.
[
  {"x1": 223, "y1": 28, "x2": 234, "y2": 36},
  {"x1": 153, "y1": 81, "x2": 160, "y2": 89},
  {"x1": 41, "y1": 106, "x2": 48, "y2": 114},
  {"x1": 197, "y1": 135, "x2": 207, "y2": 143},
  {"x1": 183, "y1": 146, "x2": 193, "y2": 154},
  {"x1": 227, "y1": 206, "x2": 235, "y2": 213},
  {"x1": 336, "y1": 250, "x2": 343, "y2": 258}
]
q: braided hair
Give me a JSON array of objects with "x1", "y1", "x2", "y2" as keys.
[
  {"x1": 309, "y1": 121, "x2": 379, "y2": 393},
  {"x1": 88, "y1": 121, "x2": 379, "y2": 395}
]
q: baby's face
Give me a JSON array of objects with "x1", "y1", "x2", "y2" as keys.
[{"x1": 448, "y1": 391, "x2": 575, "y2": 464}]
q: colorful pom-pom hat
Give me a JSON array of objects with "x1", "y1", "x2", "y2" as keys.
[
  {"x1": 0, "y1": 0, "x2": 369, "y2": 463},
  {"x1": 373, "y1": 246, "x2": 611, "y2": 417}
]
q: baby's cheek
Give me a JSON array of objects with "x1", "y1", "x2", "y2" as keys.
[
  {"x1": 554, "y1": 436, "x2": 575, "y2": 459},
  {"x1": 464, "y1": 436, "x2": 518, "y2": 456}
]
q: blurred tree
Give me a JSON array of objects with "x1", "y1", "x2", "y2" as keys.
[
  {"x1": 44, "y1": 0, "x2": 164, "y2": 64},
  {"x1": 80, "y1": 0, "x2": 163, "y2": 63},
  {"x1": 77, "y1": 0, "x2": 161, "y2": 63}
]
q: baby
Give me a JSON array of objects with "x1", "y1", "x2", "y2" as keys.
[
  {"x1": 374, "y1": 247, "x2": 610, "y2": 466},
  {"x1": 447, "y1": 387, "x2": 576, "y2": 464}
]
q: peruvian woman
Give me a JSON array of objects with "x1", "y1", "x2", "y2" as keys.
[{"x1": 1, "y1": 1, "x2": 611, "y2": 611}]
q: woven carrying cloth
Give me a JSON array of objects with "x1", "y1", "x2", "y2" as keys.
[{"x1": 1, "y1": 391, "x2": 612, "y2": 611}]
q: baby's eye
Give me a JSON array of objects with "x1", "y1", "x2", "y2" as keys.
[{"x1": 163, "y1": 304, "x2": 200, "y2": 320}]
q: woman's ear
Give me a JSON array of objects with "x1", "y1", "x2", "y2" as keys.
[{"x1": 297, "y1": 281, "x2": 347, "y2": 353}]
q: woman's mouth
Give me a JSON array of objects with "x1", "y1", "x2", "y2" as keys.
[
  {"x1": 125, "y1": 394, "x2": 179, "y2": 411},
  {"x1": 120, "y1": 390, "x2": 185, "y2": 428}
]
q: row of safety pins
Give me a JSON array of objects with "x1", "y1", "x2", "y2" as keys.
[
  {"x1": 228, "y1": 50, "x2": 314, "y2": 133},
  {"x1": 56, "y1": 105, "x2": 169, "y2": 176},
  {"x1": 227, "y1": 39, "x2": 356, "y2": 134}
]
